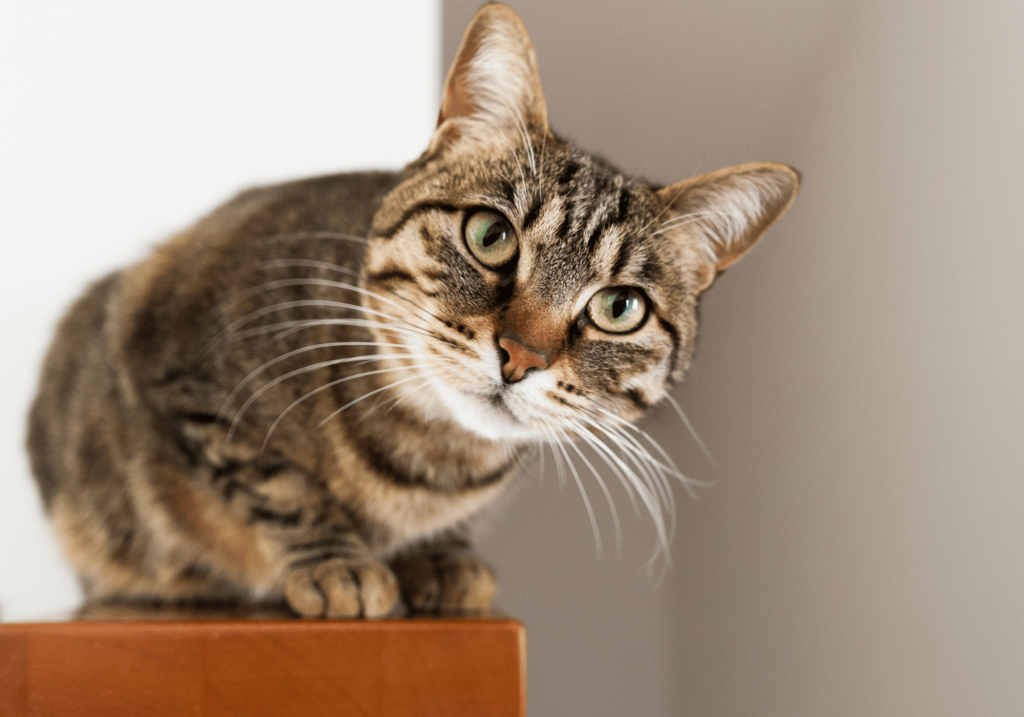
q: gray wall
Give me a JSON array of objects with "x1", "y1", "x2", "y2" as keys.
[{"x1": 444, "y1": 2, "x2": 1024, "y2": 716}]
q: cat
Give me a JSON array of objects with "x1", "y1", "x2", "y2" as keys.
[{"x1": 27, "y1": 3, "x2": 798, "y2": 618}]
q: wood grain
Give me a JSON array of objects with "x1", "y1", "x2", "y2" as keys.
[{"x1": 0, "y1": 617, "x2": 526, "y2": 717}]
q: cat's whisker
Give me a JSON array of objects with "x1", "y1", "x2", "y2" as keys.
[
  {"x1": 602, "y1": 420, "x2": 675, "y2": 506},
  {"x1": 595, "y1": 405, "x2": 707, "y2": 501},
  {"x1": 551, "y1": 428, "x2": 602, "y2": 556},
  {"x1": 534, "y1": 423, "x2": 565, "y2": 489},
  {"x1": 573, "y1": 415, "x2": 670, "y2": 549},
  {"x1": 227, "y1": 277, "x2": 459, "y2": 351},
  {"x1": 587, "y1": 412, "x2": 678, "y2": 520},
  {"x1": 575, "y1": 406, "x2": 679, "y2": 543},
  {"x1": 569, "y1": 419, "x2": 643, "y2": 518},
  {"x1": 228, "y1": 355, "x2": 452, "y2": 443},
  {"x1": 249, "y1": 257, "x2": 453, "y2": 330},
  {"x1": 218, "y1": 309, "x2": 451, "y2": 350},
  {"x1": 664, "y1": 392, "x2": 718, "y2": 467},
  {"x1": 208, "y1": 298, "x2": 418, "y2": 353},
  {"x1": 265, "y1": 318, "x2": 452, "y2": 348},
  {"x1": 260, "y1": 364, "x2": 443, "y2": 451},
  {"x1": 383, "y1": 373, "x2": 442, "y2": 415},
  {"x1": 249, "y1": 258, "x2": 360, "y2": 281},
  {"x1": 360, "y1": 370, "x2": 439, "y2": 420},
  {"x1": 219, "y1": 341, "x2": 428, "y2": 421},
  {"x1": 315, "y1": 369, "x2": 445, "y2": 431},
  {"x1": 262, "y1": 230, "x2": 369, "y2": 245},
  {"x1": 225, "y1": 319, "x2": 408, "y2": 344},
  {"x1": 225, "y1": 279, "x2": 421, "y2": 329},
  {"x1": 564, "y1": 423, "x2": 624, "y2": 556},
  {"x1": 536, "y1": 436, "x2": 545, "y2": 486},
  {"x1": 548, "y1": 428, "x2": 568, "y2": 489}
]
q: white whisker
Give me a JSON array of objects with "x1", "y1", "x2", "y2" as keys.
[
  {"x1": 226, "y1": 280, "x2": 420, "y2": 327},
  {"x1": 383, "y1": 374, "x2": 441, "y2": 415},
  {"x1": 265, "y1": 318, "x2": 447, "y2": 346},
  {"x1": 576, "y1": 416, "x2": 671, "y2": 558},
  {"x1": 315, "y1": 370, "x2": 445, "y2": 430},
  {"x1": 571, "y1": 420, "x2": 643, "y2": 517},
  {"x1": 261, "y1": 365, "x2": 442, "y2": 451},
  {"x1": 549, "y1": 429, "x2": 568, "y2": 489},
  {"x1": 228, "y1": 355, "x2": 450, "y2": 442},
  {"x1": 251, "y1": 258, "x2": 361, "y2": 280},
  {"x1": 250, "y1": 257, "x2": 453, "y2": 330},
  {"x1": 565, "y1": 423, "x2": 623, "y2": 555},
  {"x1": 664, "y1": 392, "x2": 718, "y2": 467},
  {"x1": 263, "y1": 230, "x2": 368, "y2": 245},
  {"x1": 536, "y1": 436, "x2": 545, "y2": 486},
  {"x1": 219, "y1": 341, "x2": 427, "y2": 421},
  {"x1": 552, "y1": 428, "x2": 602, "y2": 555}
]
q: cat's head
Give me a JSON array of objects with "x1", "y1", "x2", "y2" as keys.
[{"x1": 362, "y1": 3, "x2": 798, "y2": 443}]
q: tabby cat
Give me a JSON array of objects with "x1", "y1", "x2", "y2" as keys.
[{"x1": 27, "y1": 4, "x2": 798, "y2": 618}]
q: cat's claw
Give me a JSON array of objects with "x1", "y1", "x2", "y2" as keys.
[
  {"x1": 392, "y1": 553, "x2": 496, "y2": 614},
  {"x1": 285, "y1": 558, "x2": 398, "y2": 618}
]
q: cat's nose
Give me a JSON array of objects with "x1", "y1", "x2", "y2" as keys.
[{"x1": 498, "y1": 336, "x2": 549, "y2": 383}]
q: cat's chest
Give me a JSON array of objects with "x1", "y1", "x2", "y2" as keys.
[
  {"x1": 322, "y1": 427, "x2": 517, "y2": 551},
  {"x1": 359, "y1": 476, "x2": 512, "y2": 551}
]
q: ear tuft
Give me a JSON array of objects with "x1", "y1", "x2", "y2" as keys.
[
  {"x1": 432, "y1": 3, "x2": 549, "y2": 152},
  {"x1": 656, "y1": 163, "x2": 800, "y2": 289}
]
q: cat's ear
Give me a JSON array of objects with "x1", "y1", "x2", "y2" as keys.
[
  {"x1": 429, "y1": 3, "x2": 549, "y2": 154},
  {"x1": 656, "y1": 162, "x2": 800, "y2": 291}
]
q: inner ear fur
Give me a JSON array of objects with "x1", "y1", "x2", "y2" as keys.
[
  {"x1": 656, "y1": 162, "x2": 800, "y2": 290},
  {"x1": 430, "y1": 3, "x2": 549, "y2": 153}
]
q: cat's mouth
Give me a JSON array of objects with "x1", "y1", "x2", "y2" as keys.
[
  {"x1": 425, "y1": 381, "x2": 541, "y2": 441},
  {"x1": 487, "y1": 390, "x2": 518, "y2": 417}
]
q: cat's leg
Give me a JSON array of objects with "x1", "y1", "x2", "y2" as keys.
[
  {"x1": 390, "y1": 530, "x2": 497, "y2": 614},
  {"x1": 178, "y1": 420, "x2": 399, "y2": 618}
]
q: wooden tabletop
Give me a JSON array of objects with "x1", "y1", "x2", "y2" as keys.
[{"x1": 0, "y1": 606, "x2": 526, "y2": 717}]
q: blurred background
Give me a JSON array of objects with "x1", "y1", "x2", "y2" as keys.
[{"x1": 3, "y1": 1, "x2": 1022, "y2": 715}]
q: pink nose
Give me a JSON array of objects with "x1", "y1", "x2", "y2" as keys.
[{"x1": 498, "y1": 337, "x2": 548, "y2": 383}]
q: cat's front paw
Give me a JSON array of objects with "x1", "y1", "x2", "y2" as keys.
[
  {"x1": 391, "y1": 553, "x2": 496, "y2": 614},
  {"x1": 285, "y1": 558, "x2": 398, "y2": 618}
]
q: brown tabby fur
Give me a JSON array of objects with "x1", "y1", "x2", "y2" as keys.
[{"x1": 27, "y1": 4, "x2": 799, "y2": 618}]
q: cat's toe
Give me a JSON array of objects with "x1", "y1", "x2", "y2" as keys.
[
  {"x1": 392, "y1": 553, "x2": 496, "y2": 614},
  {"x1": 438, "y1": 554, "x2": 496, "y2": 613},
  {"x1": 285, "y1": 558, "x2": 398, "y2": 618}
]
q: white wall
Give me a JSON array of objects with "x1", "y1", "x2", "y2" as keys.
[{"x1": 0, "y1": 0, "x2": 440, "y2": 621}]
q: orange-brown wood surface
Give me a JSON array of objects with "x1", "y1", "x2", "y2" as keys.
[{"x1": 0, "y1": 617, "x2": 526, "y2": 717}]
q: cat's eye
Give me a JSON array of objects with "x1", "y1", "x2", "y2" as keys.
[
  {"x1": 464, "y1": 210, "x2": 518, "y2": 268},
  {"x1": 588, "y1": 287, "x2": 647, "y2": 333}
]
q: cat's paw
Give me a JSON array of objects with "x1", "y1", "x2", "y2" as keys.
[
  {"x1": 284, "y1": 558, "x2": 398, "y2": 618},
  {"x1": 391, "y1": 553, "x2": 497, "y2": 614}
]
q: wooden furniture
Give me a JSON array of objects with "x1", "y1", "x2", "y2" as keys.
[{"x1": 0, "y1": 607, "x2": 526, "y2": 717}]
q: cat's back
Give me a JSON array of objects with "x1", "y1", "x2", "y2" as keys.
[
  {"x1": 109, "y1": 169, "x2": 401, "y2": 377},
  {"x1": 28, "y1": 170, "x2": 402, "y2": 504}
]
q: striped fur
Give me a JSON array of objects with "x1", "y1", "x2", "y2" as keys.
[{"x1": 27, "y1": 4, "x2": 798, "y2": 618}]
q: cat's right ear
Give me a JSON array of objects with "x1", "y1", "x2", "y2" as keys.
[
  {"x1": 428, "y1": 3, "x2": 550, "y2": 155},
  {"x1": 656, "y1": 162, "x2": 800, "y2": 292}
]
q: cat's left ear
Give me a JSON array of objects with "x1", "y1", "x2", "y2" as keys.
[
  {"x1": 656, "y1": 162, "x2": 800, "y2": 291},
  {"x1": 429, "y1": 3, "x2": 550, "y2": 154}
]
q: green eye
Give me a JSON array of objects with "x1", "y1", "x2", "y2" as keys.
[
  {"x1": 464, "y1": 210, "x2": 517, "y2": 268},
  {"x1": 588, "y1": 287, "x2": 647, "y2": 333}
]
